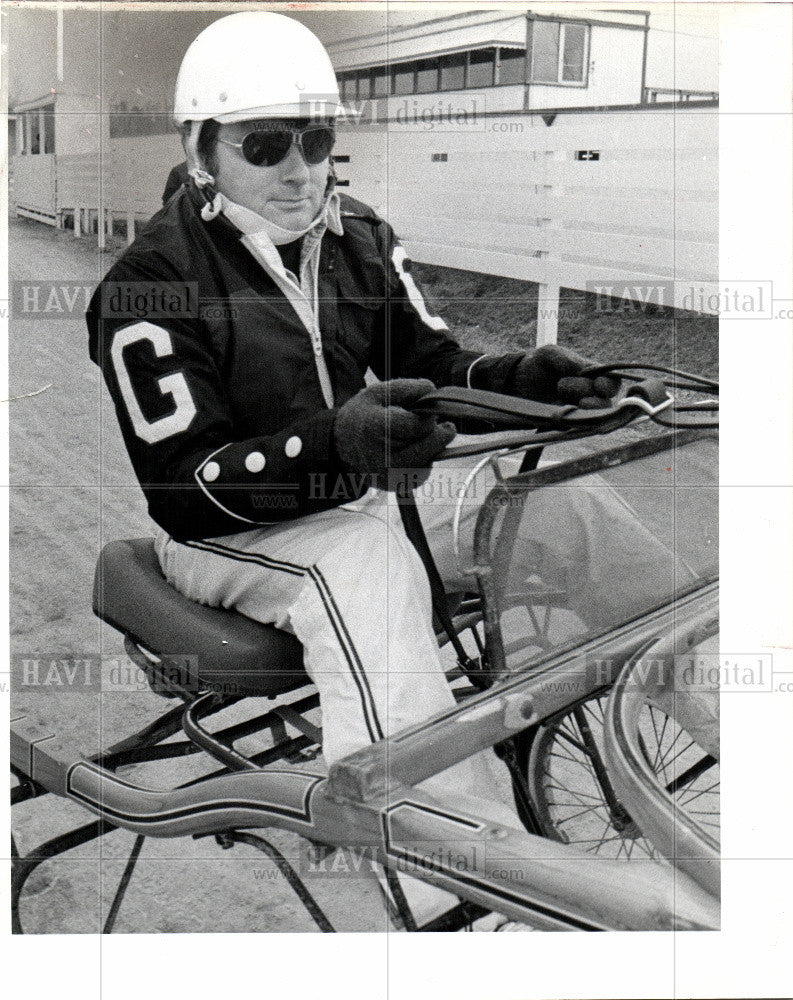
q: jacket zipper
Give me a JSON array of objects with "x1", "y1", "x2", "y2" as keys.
[
  {"x1": 289, "y1": 241, "x2": 334, "y2": 410},
  {"x1": 241, "y1": 231, "x2": 335, "y2": 410},
  {"x1": 308, "y1": 251, "x2": 334, "y2": 409}
]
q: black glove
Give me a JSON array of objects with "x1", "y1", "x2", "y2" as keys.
[
  {"x1": 333, "y1": 380, "x2": 456, "y2": 491},
  {"x1": 510, "y1": 345, "x2": 620, "y2": 409}
]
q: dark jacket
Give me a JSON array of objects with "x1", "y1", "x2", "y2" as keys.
[
  {"x1": 87, "y1": 182, "x2": 522, "y2": 540},
  {"x1": 162, "y1": 162, "x2": 190, "y2": 205}
]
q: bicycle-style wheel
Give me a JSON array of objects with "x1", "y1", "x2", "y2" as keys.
[{"x1": 523, "y1": 693, "x2": 720, "y2": 860}]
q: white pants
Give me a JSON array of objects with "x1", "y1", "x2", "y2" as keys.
[
  {"x1": 155, "y1": 482, "x2": 519, "y2": 829},
  {"x1": 156, "y1": 496, "x2": 458, "y2": 760}
]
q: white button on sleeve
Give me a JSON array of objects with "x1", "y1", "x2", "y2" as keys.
[
  {"x1": 202, "y1": 461, "x2": 221, "y2": 482},
  {"x1": 244, "y1": 451, "x2": 266, "y2": 473},
  {"x1": 284, "y1": 436, "x2": 303, "y2": 458}
]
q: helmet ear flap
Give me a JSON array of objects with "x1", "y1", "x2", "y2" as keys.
[
  {"x1": 182, "y1": 120, "x2": 216, "y2": 190},
  {"x1": 182, "y1": 120, "x2": 222, "y2": 221}
]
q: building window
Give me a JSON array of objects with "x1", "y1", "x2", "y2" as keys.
[
  {"x1": 415, "y1": 57, "x2": 439, "y2": 94},
  {"x1": 372, "y1": 67, "x2": 390, "y2": 98},
  {"x1": 497, "y1": 48, "x2": 526, "y2": 85},
  {"x1": 340, "y1": 73, "x2": 360, "y2": 102},
  {"x1": 467, "y1": 49, "x2": 495, "y2": 88},
  {"x1": 340, "y1": 72, "x2": 364, "y2": 101},
  {"x1": 363, "y1": 70, "x2": 375, "y2": 98},
  {"x1": 439, "y1": 52, "x2": 466, "y2": 91},
  {"x1": 531, "y1": 21, "x2": 561, "y2": 82},
  {"x1": 393, "y1": 63, "x2": 415, "y2": 96},
  {"x1": 561, "y1": 23, "x2": 587, "y2": 82},
  {"x1": 43, "y1": 109, "x2": 55, "y2": 153},
  {"x1": 530, "y1": 20, "x2": 589, "y2": 84},
  {"x1": 20, "y1": 104, "x2": 55, "y2": 154},
  {"x1": 29, "y1": 113, "x2": 41, "y2": 154},
  {"x1": 337, "y1": 40, "x2": 540, "y2": 99}
]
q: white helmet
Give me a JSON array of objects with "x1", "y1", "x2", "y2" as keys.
[{"x1": 174, "y1": 12, "x2": 348, "y2": 125}]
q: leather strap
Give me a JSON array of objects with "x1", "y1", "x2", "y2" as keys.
[
  {"x1": 397, "y1": 494, "x2": 475, "y2": 669},
  {"x1": 411, "y1": 379, "x2": 670, "y2": 431}
]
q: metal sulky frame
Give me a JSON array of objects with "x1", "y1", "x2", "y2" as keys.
[{"x1": 10, "y1": 393, "x2": 721, "y2": 934}]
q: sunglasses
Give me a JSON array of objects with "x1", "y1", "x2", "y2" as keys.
[{"x1": 217, "y1": 126, "x2": 335, "y2": 168}]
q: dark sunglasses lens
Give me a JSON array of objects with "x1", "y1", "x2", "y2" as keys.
[
  {"x1": 301, "y1": 128, "x2": 335, "y2": 165},
  {"x1": 241, "y1": 131, "x2": 292, "y2": 167}
]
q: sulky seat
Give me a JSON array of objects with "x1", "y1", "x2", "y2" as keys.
[{"x1": 93, "y1": 538, "x2": 307, "y2": 698}]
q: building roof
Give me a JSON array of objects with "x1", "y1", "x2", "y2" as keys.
[
  {"x1": 13, "y1": 93, "x2": 57, "y2": 114},
  {"x1": 326, "y1": 8, "x2": 646, "y2": 69}
]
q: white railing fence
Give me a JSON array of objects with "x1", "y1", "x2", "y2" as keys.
[
  {"x1": 336, "y1": 102, "x2": 718, "y2": 340},
  {"x1": 11, "y1": 105, "x2": 717, "y2": 341}
]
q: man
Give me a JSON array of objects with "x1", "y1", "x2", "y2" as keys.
[{"x1": 87, "y1": 12, "x2": 618, "y2": 927}]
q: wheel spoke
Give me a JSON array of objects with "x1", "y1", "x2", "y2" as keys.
[
  {"x1": 665, "y1": 753, "x2": 717, "y2": 795},
  {"x1": 546, "y1": 745, "x2": 599, "y2": 775},
  {"x1": 558, "y1": 726, "x2": 587, "y2": 753},
  {"x1": 678, "y1": 779, "x2": 720, "y2": 807},
  {"x1": 554, "y1": 803, "x2": 611, "y2": 824},
  {"x1": 547, "y1": 778, "x2": 609, "y2": 811},
  {"x1": 547, "y1": 746, "x2": 587, "y2": 766},
  {"x1": 657, "y1": 726, "x2": 688, "y2": 769},
  {"x1": 590, "y1": 824, "x2": 620, "y2": 854},
  {"x1": 686, "y1": 812, "x2": 720, "y2": 827},
  {"x1": 631, "y1": 837, "x2": 660, "y2": 860},
  {"x1": 650, "y1": 709, "x2": 671, "y2": 777},
  {"x1": 555, "y1": 730, "x2": 589, "y2": 756},
  {"x1": 588, "y1": 699, "x2": 606, "y2": 725},
  {"x1": 544, "y1": 783, "x2": 604, "y2": 802},
  {"x1": 562, "y1": 834, "x2": 621, "y2": 845}
]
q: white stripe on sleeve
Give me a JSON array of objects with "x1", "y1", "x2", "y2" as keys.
[{"x1": 391, "y1": 245, "x2": 449, "y2": 332}]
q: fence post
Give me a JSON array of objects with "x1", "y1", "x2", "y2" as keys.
[
  {"x1": 535, "y1": 147, "x2": 566, "y2": 346},
  {"x1": 74, "y1": 208, "x2": 82, "y2": 238},
  {"x1": 126, "y1": 211, "x2": 135, "y2": 245},
  {"x1": 536, "y1": 281, "x2": 560, "y2": 345}
]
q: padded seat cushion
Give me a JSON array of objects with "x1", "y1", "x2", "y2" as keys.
[{"x1": 93, "y1": 538, "x2": 307, "y2": 698}]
